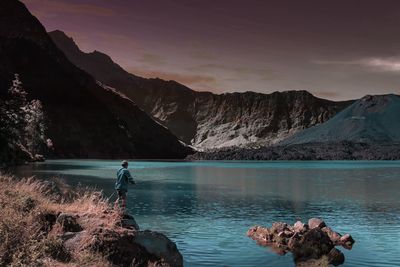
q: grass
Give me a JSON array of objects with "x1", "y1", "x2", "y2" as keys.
[{"x1": 0, "y1": 175, "x2": 125, "y2": 267}]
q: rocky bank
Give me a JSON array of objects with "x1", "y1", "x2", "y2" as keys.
[
  {"x1": 0, "y1": 176, "x2": 183, "y2": 267},
  {"x1": 187, "y1": 141, "x2": 400, "y2": 160}
]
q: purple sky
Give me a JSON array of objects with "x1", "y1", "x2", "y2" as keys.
[{"x1": 22, "y1": 0, "x2": 400, "y2": 100}]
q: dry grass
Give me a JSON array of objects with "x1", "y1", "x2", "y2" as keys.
[{"x1": 0, "y1": 175, "x2": 122, "y2": 267}]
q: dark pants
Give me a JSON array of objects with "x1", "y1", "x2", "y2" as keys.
[{"x1": 115, "y1": 190, "x2": 127, "y2": 210}]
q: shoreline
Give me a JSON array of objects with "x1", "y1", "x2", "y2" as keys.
[{"x1": 0, "y1": 175, "x2": 183, "y2": 267}]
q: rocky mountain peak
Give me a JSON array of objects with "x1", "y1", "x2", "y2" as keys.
[
  {"x1": 48, "y1": 30, "x2": 81, "y2": 53},
  {"x1": 357, "y1": 94, "x2": 397, "y2": 113}
]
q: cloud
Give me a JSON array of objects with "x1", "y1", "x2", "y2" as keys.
[
  {"x1": 313, "y1": 57, "x2": 400, "y2": 73},
  {"x1": 364, "y1": 58, "x2": 400, "y2": 72},
  {"x1": 22, "y1": 0, "x2": 116, "y2": 17}
]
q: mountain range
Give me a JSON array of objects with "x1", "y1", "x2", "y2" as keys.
[
  {"x1": 49, "y1": 30, "x2": 352, "y2": 149},
  {"x1": 188, "y1": 94, "x2": 400, "y2": 160},
  {"x1": 1, "y1": 0, "x2": 398, "y2": 160}
]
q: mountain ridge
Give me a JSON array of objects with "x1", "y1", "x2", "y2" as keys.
[
  {"x1": 280, "y1": 94, "x2": 400, "y2": 145},
  {"x1": 50, "y1": 30, "x2": 353, "y2": 149},
  {"x1": 0, "y1": 0, "x2": 190, "y2": 159}
]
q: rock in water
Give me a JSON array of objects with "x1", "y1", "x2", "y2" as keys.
[
  {"x1": 308, "y1": 218, "x2": 326, "y2": 229},
  {"x1": 247, "y1": 218, "x2": 354, "y2": 266},
  {"x1": 293, "y1": 221, "x2": 308, "y2": 233},
  {"x1": 291, "y1": 228, "x2": 333, "y2": 262},
  {"x1": 339, "y1": 233, "x2": 355, "y2": 249}
]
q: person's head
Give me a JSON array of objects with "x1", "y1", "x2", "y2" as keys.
[{"x1": 121, "y1": 160, "x2": 128, "y2": 168}]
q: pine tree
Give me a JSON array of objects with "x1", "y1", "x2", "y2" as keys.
[
  {"x1": 0, "y1": 74, "x2": 48, "y2": 166},
  {"x1": 24, "y1": 99, "x2": 46, "y2": 155},
  {"x1": 6, "y1": 73, "x2": 28, "y2": 140},
  {"x1": 0, "y1": 98, "x2": 10, "y2": 164}
]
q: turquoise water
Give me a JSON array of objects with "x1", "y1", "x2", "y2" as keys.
[{"x1": 15, "y1": 160, "x2": 400, "y2": 267}]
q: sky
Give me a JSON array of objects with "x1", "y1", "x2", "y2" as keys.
[{"x1": 22, "y1": 0, "x2": 400, "y2": 100}]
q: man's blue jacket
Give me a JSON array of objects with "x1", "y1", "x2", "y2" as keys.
[{"x1": 115, "y1": 167, "x2": 135, "y2": 192}]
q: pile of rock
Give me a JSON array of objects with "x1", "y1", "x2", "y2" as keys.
[{"x1": 247, "y1": 218, "x2": 355, "y2": 266}]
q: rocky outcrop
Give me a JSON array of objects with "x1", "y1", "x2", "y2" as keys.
[
  {"x1": 0, "y1": 0, "x2": 191, "y2": 159},
  {"x1": 247, "y1": 218, "x2": 355, "y2": 266},
  {"x1": 50, "y1": 31, "x2": 352, "y2": 149},
  {"x1": 54, "y1": 212, "x2": 183, "y2": 267},
  {"x1": 0, "y1": 175, "x2": 184, "y2": 266}
]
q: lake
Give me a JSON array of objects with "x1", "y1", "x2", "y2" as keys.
[{"x1": 14, "y1": 160, "x2": 400, "y2": 267}]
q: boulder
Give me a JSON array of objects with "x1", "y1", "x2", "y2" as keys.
[
  {"x1": 87, "y1": 228, "x2": 183, "y2": 267},
  {"x1": 322, "y1": 227, "x2": 342, "y2": 244},
  {"x1": 292, "y1": 228, "x2": 333, "y2": 262},
  {"x1": 327, "y1": 248, "x2": 345, "y2": 266},
  {"x1": 63, "y1": 231, "x2": 87, "y2": 251},
  {"x1": 293, "y1": 221, "x2": 308, "y2": 233},
  {"x1": 339, "y1": 234, "x2": 355, "y2": 249},
  {"x1": 271, "y1": 222, "x2": 289, "y2": 233},
  {"x1": 308, "y1": 218, "x2": 326, "y2": 229},
  {"x1": 134, "y1": 230, "x2": 183, "y2": 267}
]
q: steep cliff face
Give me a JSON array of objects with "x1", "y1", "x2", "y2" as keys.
[
  {"x1": 0, "y1": 1, "x2": 190, "y2": 159},
  {"x1": 191, "y1": 91, "x2": 350, "y2": 148},
  {"x1": 50, "y1": 31, "x2": 352, "y2": 149}
]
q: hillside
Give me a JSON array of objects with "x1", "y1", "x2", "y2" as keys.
[
  {"x1": 50, "y1": 31, "x2": 353, "y2": 149},
  {"x1": 281, "y1": 94, "x2": 400, "y2": 145},
  {"x1": 0, "y1": 0, "x2": 190, "y2": 159}
]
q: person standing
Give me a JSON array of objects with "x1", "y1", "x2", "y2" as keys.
[{"x1": 115, "y1": 160, "x2": 136, "y2": 210}]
